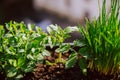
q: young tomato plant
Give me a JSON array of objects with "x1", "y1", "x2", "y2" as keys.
[
  {"x1": 46, "y1": 24, "x2": 87, "y2": 75},
  {"x1": 0, "y1": 21, "x2": 50, "y2": 79},
  {"x1": 79, "y1": 0, "x2": 120, "y2": 75},
  {"x1": 46, "y1": 24, "x2": 79, "y2": 65},
  {"x1": 65, "y1": 40, "x2": 87, "y2": 75}
]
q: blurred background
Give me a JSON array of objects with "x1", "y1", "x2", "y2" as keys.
[{"x1": 0, "y1": 0, "x2": 111, "y2": 41}]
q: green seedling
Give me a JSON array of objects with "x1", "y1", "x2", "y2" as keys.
[{"x1": 46, "y1": 25, "x2": 78, "y2": 66}]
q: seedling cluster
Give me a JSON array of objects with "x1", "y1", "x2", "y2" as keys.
[{"x1": 0, "y1": 0, "x2": 120, "y2": 79}]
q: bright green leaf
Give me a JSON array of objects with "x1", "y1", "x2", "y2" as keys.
[
  {"x1": 64, "y1": 26, "x2": 78, "y2": 33},
  {"x1": 42, "y1": 50, "x2": 50, "y2": 56},
  {"x1": 55, "y1": 44, "x2": 71, "y2": 53},
  {"x1": 27, "y1": 54, "x2": 34, "y2": 60},
  {"x1": 18, "y1": 57, "x2": 25, "y2": 67}
]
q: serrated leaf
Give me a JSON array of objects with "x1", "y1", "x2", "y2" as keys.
[{"x1": 65, "y1": 53, "x2": 77, "y2": 69}]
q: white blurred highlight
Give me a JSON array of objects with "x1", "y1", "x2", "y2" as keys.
[{"x1": 34, "y1": 0, "x2": 111, "y2": 22}]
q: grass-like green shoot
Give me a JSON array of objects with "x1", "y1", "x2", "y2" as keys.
[{"x1": 79, "y1": 0, "x2": 120, "y2": 75}]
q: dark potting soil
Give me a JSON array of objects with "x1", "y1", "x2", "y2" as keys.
[
  {"x1": 0, "y1": 72, "x2": 5, "y2": 80},
  {"x1": 21, "y1": 52, "x2": 120, "y2": 80},
  {"x1": 22, "y1": 64, "x2": 120, "y2": 80},
  {"x1": 0, "y1": 52, "x2": 120, "y2": 80}
]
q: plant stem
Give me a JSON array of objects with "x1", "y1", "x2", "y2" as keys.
[{"x1": 58, "y1": 53, "x2": 62, "y2": 62}]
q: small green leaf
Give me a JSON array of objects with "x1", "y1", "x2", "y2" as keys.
[
  {"x1": 27, "y1": 24, "x2": 35, "y2": 31},
  {"x1": 31, "y1": 48, "x2": 35, "y2": 53},
  {"x1": 22, "y1": 34, "x2": 27, "y2": 40},
  {"x1": 34, "y1": 53, "x2": 44, "y2": 61},
  {"x1": 46, "y1": 60, "x2": 54, "y2": 66},
  {"x1": 7, "y1": 67, "x2": 17, "y2": 78},
  {"x1": 64, "y1": 26, "x2": 78, "y2": 33},
  {"x1": 78, "y1": 58, "x2": 87, "y2": 75},
  {"x1": 18, "y1": 49, "x2": 25, "y2": 53},
  {"x1": 6, "y1": 21, "x2": 13, "y2": 31},
  {"x1": 24, "y1": 61, "x2": 35, "y2": 73},
  {"x1": 18, "y1": 57, "x2": 25, "y2": 67},
  {"x1": 36, "y1": 27, "x2": 42, "y2": 34},
  {"x1": 27, "y1": 54, "x2": 34, "y2": 60},
  {"x1": 42, "y1": 50, "x2": 50, "y2": 56},
  {"x1": 26, "y1": 43, "x2": 32, "y2": 50},
  {"x1": 0, "y1": 25, "x2": 5, "y2": 37},
  {"x1": 5, "y1": 34, "x2": 13, "y2": 38},
  {"x1": 38, "y1": 54, "x2": 44, "y2": 60},
  {"x1": 48, "y1": 36, "x2": 56, "y2": 48},
  {"x1": 20, "y1": 22, "x2": 26, "y2": 33},
  {"x1": 55, "y1": 44, "x2": 71, "y2": 53},
  {"x1": 8, "y1": 59, "x2": 17, "y2": 67},
  {"x1": 47, "y1": 24, "x2": 59, "y2": 34},
  {"x1": 74, "y1": 40, "x2": 86, "y2": 47},
  {"x1": 65, "y1": 53, "x2": 77, "y2": 69},
  {"x1": 15, "y1": 74, "x2": 24, "y2": 79},
  {"x1": 79, "y1": 47, "x2": 89, "y2": 59}
]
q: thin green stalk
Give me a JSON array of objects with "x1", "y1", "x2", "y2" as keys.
[{"x1": 58, "y1": 53, "x2": 62, "y2": 63}]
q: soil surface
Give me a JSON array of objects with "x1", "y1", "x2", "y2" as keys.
[
  {"x1": 0, "y1": 50, "x2": 120, "y2": 80},
  {"x1": 21, "y1": 51, "x2": 120, "y2": 80}
]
